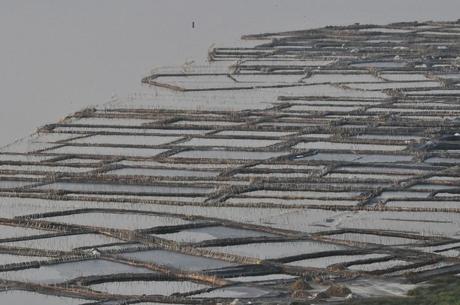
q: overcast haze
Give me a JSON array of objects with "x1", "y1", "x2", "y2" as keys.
[{"x1": 1, "y1": 0, "x2": 459, "y2": 146}]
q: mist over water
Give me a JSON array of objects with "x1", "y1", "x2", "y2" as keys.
[{"x1": 0, "y1": 0, "x2": 459, "y2": 145}]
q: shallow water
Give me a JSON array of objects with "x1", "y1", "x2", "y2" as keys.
[
  {"x1": 109, "y1": 167, "x2": 219, "y2": 178},
  {"x1": 3, "y1": 233, "x2": 121, "y2": 251},
  {"x1": 37, "y1": 182, "x2": 213, "y2": 195},
  {"x1": 0, "y1": 291, "x2": 86, "y2": 305},
  {"x1": 196, "y1": 286, "x2": 271, "y2": 298},
  {"x1": 90, "y1": 280, "x2": 209, "y2": 296},
  {"x1": 288, "y1": 253, "x2": 388, "y2": 268},
  {"x1": 153, "y1": 225, "x2": 275, "y2": 243},
  {"x1": 0, "y1": 259, "x2": 153, "y2": 284},
  {"x1": 208, "y1": 240, "x2": 346, "y2": 259},
  {"x1": 120, "y1": 249, "x2": 235, "y2": 271},
  {"x1": 173, "y1": 150, "x2": 287, "y2": 160},
  {"x1": 41, "y1": 212, "x2": 192, "y2": 230}
]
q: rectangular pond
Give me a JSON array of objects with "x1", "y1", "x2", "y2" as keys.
[
  {"x1": 0, "y1": 259, "x2": 154, "y2": 284},
  {"x1": 120, "y1": 249, "x2": 235, "y2": 271}
]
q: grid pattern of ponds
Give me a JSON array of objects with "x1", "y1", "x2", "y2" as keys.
[{"x1": 0, "y1": 20, "x2": 459, "y2": 304}]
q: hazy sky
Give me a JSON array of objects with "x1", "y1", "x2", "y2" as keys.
[{"x1": 1, "y1": 0, "x2": 459, "y2": 145}]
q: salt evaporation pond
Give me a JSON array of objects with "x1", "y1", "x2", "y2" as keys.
[
  {"x1": 90, "y1": 280, "x2": 209, "y2": 296},
  {"x1": 0, "y1": 259, "x2": 154, "y2": 284},
  {"x1": 0, "y1": 291, "x2": 86, "y2": 305},
  {"x1": 120, "y1": 249, "x2": 235, "y2": 271}
]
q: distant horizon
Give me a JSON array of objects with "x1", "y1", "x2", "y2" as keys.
[{"x1": 1, "y1": 0, "x2": 460, "y2": 146}]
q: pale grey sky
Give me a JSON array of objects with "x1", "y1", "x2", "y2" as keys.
[{"x1": 1, "y1": 0, "x2": 459, "y2": 145}]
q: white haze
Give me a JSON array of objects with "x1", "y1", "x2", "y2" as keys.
[{"x1": 0, "y1": 0, "x2": 459, "y2": 145}]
